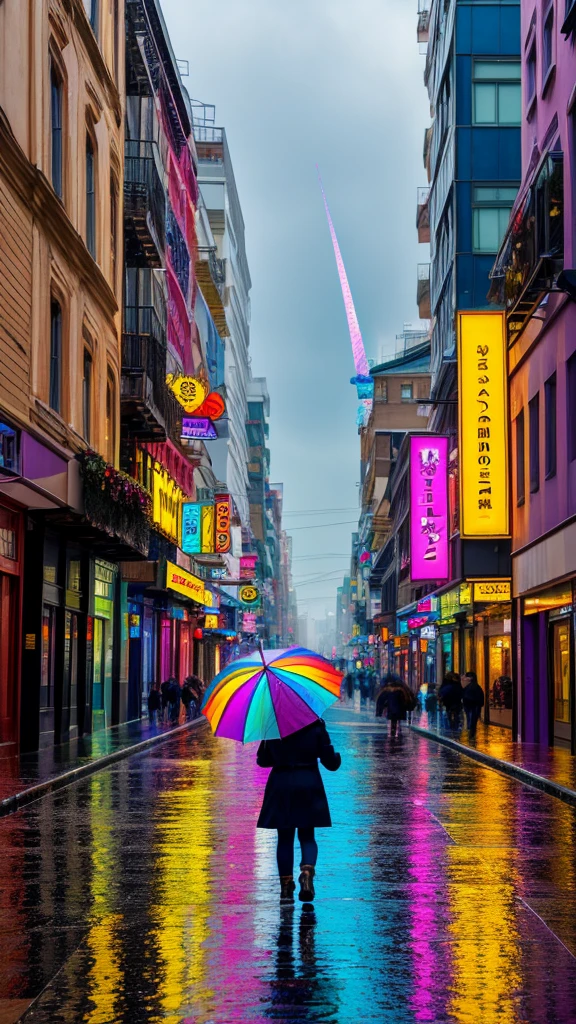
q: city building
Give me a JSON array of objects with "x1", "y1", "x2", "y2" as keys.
[
  {"x1": 409, "y1": 0, "x2": 521, "y2": 720},
  {"x1": 0, "y1": 0, "x2": 150, "y2": 751},
  {"x1": 491, "y1": 0, "x2": 576, "y2": 748}
]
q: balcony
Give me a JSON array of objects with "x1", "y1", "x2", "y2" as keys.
[
  {"x1": 416, "y1": 187, "x2": 430, "y2": 243},
  {"x1": 121, "y1": 309, "x2": 180, "y2": 442},
  {"x1": 195, "y1": 246, "x2": 229, "y2": 337},
  {"x1": 489, "y1": 152, "x2": 564, "y2": 340},
  {"x1": 124, "y1": 140, "x2": 165, "y2": 268},
  {"x1": 417, "y1": 0, "x2": 430, "y2": 46},
  {"x1": 417, "y1": 263, "x2": 431, "y2": 319}
]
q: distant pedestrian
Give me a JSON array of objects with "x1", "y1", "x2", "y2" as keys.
[
  {"x1": 438, "y1": 672, "x2": 463, "y2": 731},
  {"x1": 160, "y1": 679, "x2": 171, "y2": 723},
  {"x1": 186, "y1": 674, "x2": 204, "y2": 717},
  {"x1": 375, "y1": 674, "x2": 408, "y2": 737},
  {"x1": 257, "y1": 719, "x2": 341, "y2": 903},
  {"x1": 344, "y1": 671, "x2": 355, "y2": 702},
  {"x1": 181, "y1": 680, "x2": 194, "y2": 720},
  {"x1": 167, "y1": 677, "x2": 181, "y2": 723},
  {"x1": 462, "y1": 671, "x2": 485, "y2": 736},
  {"x1": 425, "y1": 683, "x2": 438, "y2": 718},
  {"x1": 147, "y1": 682, "x2": 161, "y2": 725}
]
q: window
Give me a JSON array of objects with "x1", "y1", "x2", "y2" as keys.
[
  {"x1": 401, "y1": 383, "x2": 413, "y2": 402},
  {"x1": 527, "y1": 44, "x2": 536, "y2": 106},
  {"x1": 472, "y1": 187, "x2": 518, "y2": 253},
  {"x1": 529, "y1": 393, "x2": 540, "y2": 493},
  {"x1": 83, "y1": 349, "x2": 92, "y2": 442},
  {"x1": 545, "y1": 373, "x2": 557, "y2": 478},
  {"x1": 113, "y1": 0, "x2": 119, "y2": 78},
  {"x1": 377, "y1": 379, "x2": 388, "y2": 402},
  {"x1": 473, "y1": 60, "x2": 521, "y2": 125},
  {"x1": 86, "y1": 134, "x2": 96, "y2": 258},
  {"x1": 110, "y1": 175, "x2": 117, "y2": 290},
  {"x1": 82, "y1": 0, "x2": 98, "y2": 35},
  {"x1": 568, "y1": 352, "x2": 576, "y2": 461},
  {"x1": 543, "y1": 6, "x2": 554, "y2": 82},
  {"x1": 50, "y1": 62, "x2": 63, "y2": 199},
  {"x1": 105, "y1": 373, "x2": 116, "y2": 463},
  {"x1": 49, "y1": 299, "x2": 62, "y2": 413},
  {"x1": 515, "y1": 409, "x2": 525, "y2": 505}
]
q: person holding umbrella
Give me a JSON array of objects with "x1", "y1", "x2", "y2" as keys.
[{"x1": 201, "y1": 645, "x2": 343, "y2": 903}]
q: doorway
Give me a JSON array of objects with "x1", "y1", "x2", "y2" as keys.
[{"x1": 550, "y1": 617, "x2": 572, "y2": 748}]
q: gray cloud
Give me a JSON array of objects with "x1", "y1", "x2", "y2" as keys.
[{"x1": 162, "y1": 0, "x2": 430, "y2": 621}]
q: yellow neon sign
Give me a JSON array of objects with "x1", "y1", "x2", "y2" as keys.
[
  {"x1": 152, "y1": 463, "x2": 184, "y2": 544},
  {"x1": 458, "y1": 311, "x2": 509, "y2": 538}
]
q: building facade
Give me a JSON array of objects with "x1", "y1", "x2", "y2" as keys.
[{"x1": 491, "y1": 0, "x2": 576, "y2": 748}]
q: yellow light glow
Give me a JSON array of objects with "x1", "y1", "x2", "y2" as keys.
[
  {"x1": 153, "y1": 462, "x2": 184, "y2": 544},
  {"x1": 458, "y1": 311, "x2": 509, "y2": 538}
]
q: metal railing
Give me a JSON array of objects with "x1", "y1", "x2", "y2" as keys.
[
  {"x1": 123, "y1": 304, "x2": 164, "y2": 342},
  {"x1": 197, "y1": 246, "x2": 226, "y2": 290},
  {"x1": 124, "y1": 139, "x2": 166, "y2": 254},
  {"x1": 121, "y1": 333, "x2": 179, "y2": 439}
]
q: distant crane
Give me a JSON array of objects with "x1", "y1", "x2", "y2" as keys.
[{"x1": 317, "y1": 169, "x2": 373, "y2": 426}]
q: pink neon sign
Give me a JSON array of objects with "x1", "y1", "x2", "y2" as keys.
[{"x1": 409, "y1": 435, "x2": 449, "y2": 582}]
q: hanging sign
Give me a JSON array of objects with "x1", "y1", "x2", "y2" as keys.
[
  {"x1": 153, "y1": 463, "x2": 183, "y2": 544},
  {"x1": 409, "y1": 435, "x2": 449, "y2": 582},
  {"x1": 242, "y1": 611, "x2": 258, "y2": 632},
  {"x1": 181, "y1": 417, "x2": 218, "y2": 440},
  {"x1": 473, "y1": 580, "x2": 511, "y2": 603},
  {"x1": 204, "y1": 613, "x2": 219, "y2": 629},
  {"x1": 181, "y1": 502, "x2": 202, "y2": 554},
  {"x1": 214, "y1": 493, "x2": 231, "y2": 553},
  {"x1": 240, "y1": 554, "x2": 258, "y2": 579},
  {"x1": 195, "y1": 392, "x2": 226, "y2": 421},
  {"x1": 166, "y1": 375, "x2": 208, "y2": 413},
  {"x1": 201, "y1": 502, "x2": 215, "y2": 553},
  {"x1": 239, "y1": 584, "x2": 259, "y2": 606},
  {"x1": 165, "y1": 560, "x2": 206, "y2": 604},
  {"x1": 458, "y1": 311, "x2": 509, "y2": 538}
]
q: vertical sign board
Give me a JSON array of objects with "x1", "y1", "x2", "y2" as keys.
[
  {"x1": 181, "y1": 503, "x2": 202, "y2": 554},
  {"x1": 214, "y1": 493, "x2": 231, "y2": 553},
  {"x1": 201, "y1": 503, "x2": 215, "y2": 553},
  {"x1": 458, "y1": 311, "x2": 509, "y2": 538},
  {"x1": 409, "y1": 435, "x2": 449, "y2": 582}
]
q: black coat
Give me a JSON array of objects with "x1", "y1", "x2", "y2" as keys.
[
  {"x1": 462, "y1": 680, "x2": 485, "y2": 708},
  {"x1": 256, "y1": 719, "x2": 341, "y2": 829},
  {"x1": 438, "y1": 680, "x2": 463, "y2": 709},
  {"x1": 375, "y1": 685, "x2": 407, "y2": 721}
]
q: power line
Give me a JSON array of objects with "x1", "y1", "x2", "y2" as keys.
[
  {"x1": 287, "y1": 520, "x2": 358, "y2": 532},
  {"x1": 292, "y1": 554, "x2": 350, "y2": 560},
  {"x1": 283, "y1": 507, "x2": 359, "y2": 516}
]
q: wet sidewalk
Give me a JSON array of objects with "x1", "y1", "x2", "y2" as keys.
[
  {"x1": 1, "y1": 702, "x2": 576, "y2": 1023},
  {"x1": 412, "y1": 712, "x2": 576, "y2": 805},
  {"x1": 0, "y1": 714, "x2": 203, "y2": 815}
]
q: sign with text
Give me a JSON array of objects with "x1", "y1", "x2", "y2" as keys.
[
  {"x1": 166, "y1": 375, "x2": 207, "y2": 413},
  {"x1": 181, "y1": 502, "x2": 202, "y2": 554},
  {"x1": 239, "y1": 584, "x2": 259, "y2": 606},
  {"x1": 214, "y1": 493, "x2": 231, "y2": 553},
  {"x1": 409, "y1": 435, "x2": 449, "y2": 582},
  {"x1": 181, "y1": 417, "x2": 218, "y2": 440},
  {"x1": 473, "y1": 580, "x2": 511, "y2": 603},
  {"x1": 458, "y1": 311, "x2": 509, "y2": 538},
  {"x1": 165, "y1": 560, "x2": 206, "y2": 604},
  {"x1": 242, "y1": 612, "x2": 258, "y2": 632}
]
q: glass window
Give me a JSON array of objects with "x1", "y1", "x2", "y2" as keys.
[
  {"x1": 543, "y1": 7, "x2": 554, "y2": 79},
  {"x1": 401, "y1": 383, "x2": 413, "y2": 402},
  {"x1": 545, "y1": 373, "x2": 556, "y2": 478},
  {"x1": 472, "y1": 187, "x2": 518, "y2": 253},
  {"x1": 529, "y1": 393, "x2": 540, "y2": 493},
  {"x1": 527, "y1": 45, "x2": 536, "y2": 104},
  {"x1": 473, "y1": 60, "x2": 521, "y2": 125},
  {"x1": 552, "y1": 621, "x2": 570, "y2": 723},
  {"x1": 50, "y1": 62, "x2": 63, "y2": 199},
  {"x1": 82, "y1": 0, "x2": 98, "y2": 33},
  {"x1": 568, "y1": 352, "x2": 576, "y2": 461},
  {"x1": 110, "y1": 176, "x2": 117, "y2": 290},
  {"x1": 105, "y1": 373, "x2": 116, "y2": 464},
  {"x1": 83, "y1": 349, "x2": 92, "y2": 443},
  {"x1": 86, "y1": 134, "x2": 96, "y2": 258},
  {"x1": 515, "y1": 409, "x2": 525, "y2": 505},
  {"x1": 41, "y1": 606, "x2": 57, "y2": 709},
  {"x1": 50, "y1": 299, "x2": 62, "y2": 413}
]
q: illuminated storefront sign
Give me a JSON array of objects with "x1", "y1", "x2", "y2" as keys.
[
  {"x1": 181, "y1": 417, "x2": 218, "y2": 440},
  {"x1": 166, "y1": 374, "x2": 207, "y2": 413},
  {"x1": 165, "y1": 560, "x2": 206, "y2": 604},
  {"x1": 240, "y1": 554, "x2": 258, "y2": 579},
  {"x1": 153, "y1": 463, "x2": 184, "y2": 544},
  {"x1": 204, "y1": 614, "x2": 219, "y2": 630},
  {"x1": 181, "y1": 502, "x2": 201, "y2": 554},
  {"x1": 458, "y1": 311, "x2": 509, "y2": 538},
  {"x1": 201, "y1": 503, "x2": 215, "y2": 552},
  {"x1": 195, "y1": 392, "x2": 225, "y2": 420},
  {"x1": 214, "y1": 493, "x2": 231, "y2": 553},
  {"x1": 409, "y1": 435, "x2": 449, "y2": 582},
  {"x1": 239, "y1": 584, "x2": 259, "y2": 606},
  {"x1": 474, "y1": 580, "x2": 511, "y2": 603},
  {"x1": 242, "y1": 612, "x2": 258, "y2": 632}
]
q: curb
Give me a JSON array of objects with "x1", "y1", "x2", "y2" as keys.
[
  {"x1": 0, "y1": 716, "x2": 207, "y2": 818},
  {"x1": 410, "y1": 724, "x2": 576, "y2": 809}
]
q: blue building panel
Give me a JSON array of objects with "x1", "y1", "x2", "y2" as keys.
[
  {"x1": 456, "y1": 3, "x2": 521, "y2": 55},
  {"x1": 455, "y1": 127, "x2": 521, "y2": 180}
]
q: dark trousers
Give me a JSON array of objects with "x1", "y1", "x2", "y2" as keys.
[
  {"x1": 390, "y1": 716, "x2": 400, "y2": 737},
  {"x1": 277, "y1": 827, "x2": 318, "y2": 876},
  {"x1": 465, "y1": 706, "x2": 481, "y2": 734},
  {"x1": 447, "y1": 706, "x2": 461, "y2": 731}
]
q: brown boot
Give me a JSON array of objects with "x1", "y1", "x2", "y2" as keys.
[
  {"x1": 298, "y1": 865, "x2": 315, "y2": 902},
  {"x1": 280, "y1": 875, "x2": 295, "y2": 901}
]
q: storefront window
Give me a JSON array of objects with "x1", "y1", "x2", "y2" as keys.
[
  {"x1": 41, "y1": 606, "x2": 56, "y2": 709},
  {"x1": 552, "y1": 620, "x2": 570, "y2": 724}
]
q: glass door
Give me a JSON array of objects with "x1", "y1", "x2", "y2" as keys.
[
  {"x1": 92, "y1": 617, "x2": 105, "y2": 732},
  {"x1": 551, "y1": 618, "x2": 572, "y2": 747}
]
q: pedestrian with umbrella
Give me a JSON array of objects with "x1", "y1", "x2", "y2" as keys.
[{"x1": 202, "y1": 645, "x2": 343, "y2": 903}]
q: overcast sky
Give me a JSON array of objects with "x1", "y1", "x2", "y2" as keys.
[{"x1": 162, "y1": 0, "x2": 430, "y2": 626}]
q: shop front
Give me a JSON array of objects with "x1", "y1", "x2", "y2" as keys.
[
  {"x1": 91, "y1": 559, "x2": 118, "y2": 734},
  {"x1": 0, "y1": 499, "x2": 22, "y2": 747},
  {"x1": 473, "y1": 580, "x2": 512, "y2": 729},
  {"x1": 521, "y1": 581, "x2": 574, "y2": 750}
]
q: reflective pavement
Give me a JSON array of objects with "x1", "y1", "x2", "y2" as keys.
[{"x1": 2, "y1": 703, "x2": 576, "y2": 1024}]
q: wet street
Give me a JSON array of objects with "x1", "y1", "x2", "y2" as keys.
[{"x1": 2, "y1": 705, "x2": 576, "y2": 1024}]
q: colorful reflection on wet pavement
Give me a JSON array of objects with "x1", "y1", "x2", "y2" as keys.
[{"x1": 1, "y1": 705, "x2": 576, "y2": 1024}]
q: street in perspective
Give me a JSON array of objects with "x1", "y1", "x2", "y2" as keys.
[{"x1": 1, "y1": 0, "x2": 576, "y2": 1021}]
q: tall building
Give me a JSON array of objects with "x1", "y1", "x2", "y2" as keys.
[
  {"x1": 410, "y1": 0, "x2": 521, "y2": 716},
  {"x1": 0, "y1": 0, "x2": 138, "y2": 750},
  {"x1": 491, "y1": 0, "x2": 576, "y2": 748},
  {"x1": 192, "y1": 103, "x2": 252, "y2": 529}
]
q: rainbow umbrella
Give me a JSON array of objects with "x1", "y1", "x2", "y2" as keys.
[{"x1": 201, "y1": 646, "x2": 343, "y2": 743}]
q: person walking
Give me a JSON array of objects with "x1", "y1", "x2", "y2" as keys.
[
  {"x1": 167, "y1": 677, "x2": 181, "y2": 724},
  {"x1": 147, "y1": 682, "x2": 161, "y2": 725},
  {"x1": 256, "y1": 719, "x2": 341, "y2": 903},
  {"x1": 344, "y1": 670, "x2": 355, "y2": 702},
  {"x1": 186, "y1": 674, "x2": 204, "y2": 718},
  {"x1": 181, "y1": 680, "x2": 194, "y2": 721},
  {"x1": 160, "y1": 679, "x2": 171, "y2": 724},
  {"x1": 438, "y1": 672, "x2": 464, "y2": 731},
  {"x1": 375, "y1": 674, "x2": 408, "y2": 737},
  {"x1": 462, "y1": 671, "x2": 485, "y2": 736}
]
